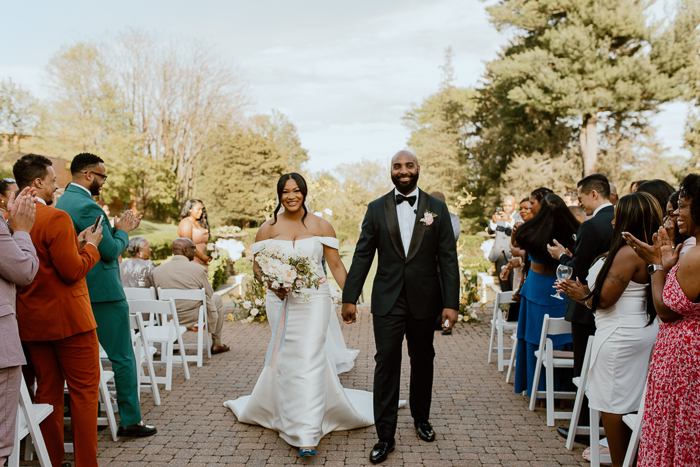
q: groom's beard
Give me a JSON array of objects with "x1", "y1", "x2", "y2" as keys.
[{"x1": 391, "y1": 172, "x2": 419, "y2": 193}]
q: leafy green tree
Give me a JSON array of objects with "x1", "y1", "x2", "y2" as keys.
[
  {"x1": 485, "y1": 0, "x2": 678, "y2": 175},
  {"x1": 0, "y1": 78, "x2": 39, "y2": 150},
  {"x1": 196, "y1": 126, "x2": 287, "y2": 226},
  {"x1": 249, "y1": 110, "x2": 309, "y2": 172}
]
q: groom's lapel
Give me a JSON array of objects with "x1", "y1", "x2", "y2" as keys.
[
  {"x1": 383, "y1": 192, "x2": 406, "y2": 260},
  {"x1": 406, "y1": 190, "x2": 429, "y2": 264}
]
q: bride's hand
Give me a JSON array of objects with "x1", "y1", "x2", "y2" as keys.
[{"x1": 268, "y1": 282, "x2": 289, "y2": 300}]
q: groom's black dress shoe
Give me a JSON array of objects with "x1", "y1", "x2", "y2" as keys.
[
  {"x1": 369, "y1": 440, "x2": 395, "y2": 464},
  {"x1": 557, "y1": 427, "x2": 590, "y2": 446},
  {"x1": 117, "y1": 423, "x2": 157, "y2": 438},
  {"x1": 415, "y1": 422, "x2": 436, "y2": 442}
]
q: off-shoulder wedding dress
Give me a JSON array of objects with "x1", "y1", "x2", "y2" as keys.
[{"x1": 224, "y1": 237, "x2": 374, "y2": 448}]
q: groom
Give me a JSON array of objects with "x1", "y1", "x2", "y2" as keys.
[{"x1": 342, "y1": 150, "x2": 459, "y2": 464}]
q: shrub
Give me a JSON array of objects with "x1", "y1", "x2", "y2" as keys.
[{"x1": 208, "y1": 249, "x2": 231, "y2": 290}]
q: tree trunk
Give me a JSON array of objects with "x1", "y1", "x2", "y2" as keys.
[{"x1": 580, "y1": 113, "x2": 599, "y2": 175}]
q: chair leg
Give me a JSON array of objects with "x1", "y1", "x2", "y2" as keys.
[
  {"x1": 487, "y1": 309, "x2": 497, "y2": 363},
  {"x1": 529, "y1": 347, "x2": 544, "y2": 411},
  {"x1": 165, "y1": 341, "x2": 173, "y2": 391},
  {"x1": 196, "y1": 325, "x2": 203, "y2": 367},
  {"x1": 546, "y1": 351, "x2": 555, "y2": 426},
  {"x1": 497, "y1": 313, "x2": 505, "y2": 372},
  {"x1": 144, "y1": 345, "x2": 161, "y2": 405},
  {"x1": 622, "y1": 414, "x2": 643, "y2": 467},
  {"x1": 590, "y1": 406, "x2": 600, "y2": 467},
  {"x1": 506, "y1": 336, "x2": 517, "y2": 383}
]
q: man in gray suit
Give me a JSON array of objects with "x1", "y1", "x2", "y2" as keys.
[
  {"x1": 0, "y1": 188, "x2": 38, "y2": 466},
  {"x1": 152, "y1": 238, "x2": 229, "y2": 354}
]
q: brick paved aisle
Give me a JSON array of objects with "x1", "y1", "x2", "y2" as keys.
[{"x1": 55, "y1": 306, "x2": 589, "y2": 466}]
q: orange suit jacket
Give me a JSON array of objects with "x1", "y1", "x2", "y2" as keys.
[{"x1": 16, "y1": 202, "x2": 101, "y2": 341}]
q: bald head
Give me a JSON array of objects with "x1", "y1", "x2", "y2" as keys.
[
  {"x1": 391, "y1": 150, "x2": 419, "y2": 166},
  {"x1": 390, "y1": 150, "x2": 421, "y2": 195},
  {"x1": 172, "y1": 237, "x2": 196, "y2": 261},
  {"x1": 503, "y1": 195, "x2": 517, "y2": 215},
  {"x1": 430, "y1": 191, "x2": 446, "y2": 203}
]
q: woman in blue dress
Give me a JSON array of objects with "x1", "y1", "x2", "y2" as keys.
[{"x1": 512, "y1": 193, "x2": 580, "y2": 398}]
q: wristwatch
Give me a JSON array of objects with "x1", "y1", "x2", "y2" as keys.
[{"x1": 647, "y1": 264, "x2": 664, "y2": 275}]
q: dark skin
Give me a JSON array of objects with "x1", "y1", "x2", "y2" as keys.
[
  {"x1": 0, "y1": 182, "x2": 18, "y2": 213},
  {"x1": 623, "y1": 195, "x2": 700, "y2": 323},
  {"x1": 172, "y1": 238, "x2": 197, "y2": 261},
  {"x1": 177, "y1": 202, "x2": 211, "y2": 264},
  {"x1": 556, "y1": 217, "x2": 649, "y2": 467},
  {"x1": 341, "y1": 150, "x2": 458, "y2": 331}
]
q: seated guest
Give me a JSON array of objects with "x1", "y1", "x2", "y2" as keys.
[
  {"x1": 511, "y1": 193, "x2": 579, "y2": 398},
  {"x1": 0, "y1": 187, "x2": 39, "y2": 467},
  {"x1": 624, "y1": 174, "x2": 700, "y2": 466},
  {"x1": 559, "y1": 192, "x2": 661, "y2": 466},
  {"x1": 13, "y1": 154, "x2": 104, "y2": 467},
  {"x1": 120, "y1": 236, "x2": 155, "y2": 288},
  {"x1": 665, "y1": 191, "x2": 696, "y2": 257},
  {"x1": 153, "y1": 238, "x2": 230, "y2": 354},
  {"x1": 569, "y1": 205, "x2": 587, "y2": 224}
]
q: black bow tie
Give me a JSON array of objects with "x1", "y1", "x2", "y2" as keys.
[{"x1": 396, "y1": 194, "x2": 417, "y2": 207}]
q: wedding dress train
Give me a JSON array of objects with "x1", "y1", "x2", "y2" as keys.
[{"x1": 223, "y1": 237, "x2": 374, "y2": 448}]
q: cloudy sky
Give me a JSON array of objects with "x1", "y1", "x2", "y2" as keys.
[{"x1": 1, "y1": 0, "x2": 691, "y2": 172}]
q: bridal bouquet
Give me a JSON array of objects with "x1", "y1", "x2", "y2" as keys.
[{"x1": 254, "y1": 243, "x2": 323, "y2": 302}]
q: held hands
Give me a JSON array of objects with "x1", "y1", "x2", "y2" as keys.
[
  {"x1": 114, "y1": 210, "x2": 142, "y2": 234},
  {"x1": 7, "y1": 188, "x2": 37, "y2": 233},
  {"x1": 78, "y1": 225, "x2": 103, "y2": 249},
  {"x1": 442, "y1": 308, "x2": 458, "y2": 331},
  {"x1": 341, "y1": 302, "x2": 357, "y2": 324}
]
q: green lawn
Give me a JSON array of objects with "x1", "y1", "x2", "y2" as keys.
[{"x1": 130, "y1": 219, "x2": 179, "y2": 237}]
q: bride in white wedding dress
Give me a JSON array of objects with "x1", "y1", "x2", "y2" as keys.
[{"x1": 223, "y1": 173, "x2": 376, "y2": 456}]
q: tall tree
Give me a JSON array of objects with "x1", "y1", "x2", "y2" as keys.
[
  {"x1": 249, "y1": 110, "x2": 309, "y2": 172},
  {"x1": 0, "y1": 78, "x2": 39, "y2": 150},
  {"x1": 486, "y1": 0, "x2": 676, "y2": 175}
]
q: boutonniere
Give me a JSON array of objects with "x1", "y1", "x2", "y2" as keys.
[{"x1": 420, "y1": 210, "x2": 437, "y2": 226}]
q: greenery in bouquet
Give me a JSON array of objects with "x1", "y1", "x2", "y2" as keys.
[
  {"x1": 233, "y1": 276, "x2": 268, "y2": 323},
  {"x1": 254, "y1": 242, "x2": 323, "y2": 302}
]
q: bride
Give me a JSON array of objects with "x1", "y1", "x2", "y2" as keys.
[{"x1": 224, "y1": 173, "x2": 375, "y2": 456}]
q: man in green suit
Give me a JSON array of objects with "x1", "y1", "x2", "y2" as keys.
[{"x1": 56, "y1": 153, "x2": 157, "y2": 438}]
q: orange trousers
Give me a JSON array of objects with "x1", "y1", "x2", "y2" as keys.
[{"x1": 26, "y1": 329, "x2": 99, "y2": 467}]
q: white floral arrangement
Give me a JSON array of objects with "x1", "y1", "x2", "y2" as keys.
[
  {"x1": 313, "y1": 208, "x2": 333, "y2": 218},
  {"x1": 213, "y1": 225, "x2": 242, "y2": 235},
  {"x1": 254, "y1": 242, "x2": 323, "y2": 302}
]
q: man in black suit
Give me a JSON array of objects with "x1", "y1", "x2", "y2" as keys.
[
  {"x1": 342, "y1": 150, "x2": 460, "y2": 464},
  {"x1": 547, "y1": 173, "x2": 615, "y2": 436}
]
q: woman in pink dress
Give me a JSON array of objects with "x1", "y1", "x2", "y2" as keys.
[
  {"x1": 177, "y1": 199, "x2": 211, "y2": 267},
  {"x1": 625, "y1": 173, "x2": 700, "y2": 466}
]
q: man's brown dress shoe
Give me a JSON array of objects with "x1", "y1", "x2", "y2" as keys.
[{"x1": 211, "y1": 344, "x2": 230, "y2": 354}]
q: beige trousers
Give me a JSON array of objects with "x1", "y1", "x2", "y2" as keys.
[
  {"x1": 177, "y1": 295, "x2": 225, "y2": 346},
  {"x1": 0, "y1": 365, "x2": 21, "y2": 462}
]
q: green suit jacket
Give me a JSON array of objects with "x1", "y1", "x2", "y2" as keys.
[{"x1": 56, "y1": 184, "x2": 128, "y2": 303}]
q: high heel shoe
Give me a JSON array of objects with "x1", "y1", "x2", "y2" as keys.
[{"x1": 299, "y1": 448, "x2": 316, "y2": 456}]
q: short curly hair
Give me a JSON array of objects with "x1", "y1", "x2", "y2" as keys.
[
  {"x1": 679, "y1": 174, "x2": 700, "y2": 225},
  {"x1": 126, "y1": 236, "x2": 148, "y2": 257}
]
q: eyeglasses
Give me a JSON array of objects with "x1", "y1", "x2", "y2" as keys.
[{"x1": 84, "y1": 171, "x2": 108, "y2": 181}]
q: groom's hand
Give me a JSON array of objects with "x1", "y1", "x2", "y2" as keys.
[
  {"x1": 441, "y1": 308, "x2": 458, "y2": 331},
  {"x1": 341, "y1": 302, "x2": 357, "y2": 324}
]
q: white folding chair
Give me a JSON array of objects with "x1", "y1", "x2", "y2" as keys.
[
  {"x1": 505, "y1": 333, "x2": 517, "y2": 383},
  {"x1": 9, "y1": 375, "x2": 52, "y2": 467},
  {"x1": 130, "y1": 298, "x2": 191, "y2": 390},
  {"x1": 130, "y1": 312, "x2": 161, "y2": 405},
  {"x1": 157, "y1": 287, "x2": 211, "y2": 367},
  {"x1": 487, "y1": 291, "x2": 517, "y2": 371},
  {"x1": 529, "y1": 314, "x2": 576, "y2": 426},
  {"x1": 124, "y1": 287, "x2": 158, "y2": 325}
]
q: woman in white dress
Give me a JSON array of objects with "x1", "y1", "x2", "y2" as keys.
[
  {"x1": 558, "y1": 192, "x2": 662, "y2": 467},
  {"x1": 224, "y1": 173, "x2": 375, "y2": 457}
]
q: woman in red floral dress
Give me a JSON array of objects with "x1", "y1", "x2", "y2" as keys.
[{"x1": 625, "y1": 173, "x2": 700, "y2": 466}]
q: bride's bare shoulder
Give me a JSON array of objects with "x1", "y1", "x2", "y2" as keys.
[
  {"x1": 308, "y1": 214, "x2": 336, "y2": 238},
  {"x1": 256, "y1": 219, "x2": 276, "y2": 242}
]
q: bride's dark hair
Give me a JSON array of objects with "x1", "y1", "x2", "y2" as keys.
[{"x1": 272, "y1": 173, "x2": 309, "y2": 226}]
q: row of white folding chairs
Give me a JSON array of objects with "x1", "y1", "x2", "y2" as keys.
[{"x1": 124, "y1": 287, "x2": 211, "y2": 368}]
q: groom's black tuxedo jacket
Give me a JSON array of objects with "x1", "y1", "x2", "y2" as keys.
[{"x1": 342, "y1": 189, "x2": 460, "y2": 319}]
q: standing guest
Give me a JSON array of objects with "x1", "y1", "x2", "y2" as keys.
[
  {"x1": 13, "y1": 154, "x2": 103, "y2": 467},
  {"x1": 56, "y1": 153, "x2": 157, "y2": 438},
  {"x1": 637, "y1": 180, "x2": 675, "y2": 217},
  {"x1": 563, "y1": 191, "x2": 580, "y2": 207},
  {"x1": 96, "y1": 201, "x2": 114, "y2": 227},
  {"x1": 519, "y1": 197, "x2": 533, "y2": 222},
  {"x1": 547, "y1": 174, "x2": 615, "y2": 437},
  {"x1": 569, "y1": 205, "x2": 588, "y2": 224},
  {"x1": 559, "y1": 192, "x2": 661, "y2": 466},
  {"x1": 488, "y1": 195, "x2": 521, "y2": 291},
  {"x1": 665, "y1": 191, "x2": 696, "y2": 257},
  {"x1": 120, "y1": 237, "x2": 155, "y2": 288},
  {"x1": 0, "y1": 188, "x2": 38, "y2": 467},
  {"x1": 529, "y1": 187, "x2": 554, "y2": 215},
  {"x1": 609, "y1": 183, "x2": 619, "y2": 206},
  {"x1": 429, "y1": 192, "x2": 460, "y2": 240},
  {"x1": 499, "y1": 198, "x2": 534, "y2": 322},
  {"x1": 488, "y1": 195, "x2": 521, "y2": 232},
  {"x1": 629, "y1": 180, "x2": 647, "y2": 193},
  {"x1": 0, "y1": 177, "x2": 18, "y2": 218},
  {"x1": 512, "y1": 194, "x2": 579, "y2": 398},
  {"x1": 152, "y1": 238, "x2": 230, "y2": 354},
  {"x1": 624, "y1": 174, "x2": 700, "y2": 467},
  {"x1": 178, "y1": 199, "x2": 212, "y2": 267}
]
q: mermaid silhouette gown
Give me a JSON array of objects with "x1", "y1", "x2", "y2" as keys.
[{"x1": 223, "y1": 237, "x2": 375, "y2": 447}]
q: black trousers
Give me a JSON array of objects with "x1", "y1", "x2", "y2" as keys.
[
  {"x1": 372, "y1": 288, "x2": 436, "y2": 443},
  {"x1": 572, "y1": 322, "x2": 596, "y2": 426},
  {"x1": 496, "y1": 253, "x2": 513, "y2": 292}
]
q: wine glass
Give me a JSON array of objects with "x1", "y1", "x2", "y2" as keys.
[{"x1": 552, "y1": 265, "x2": 573, "y2": 300}]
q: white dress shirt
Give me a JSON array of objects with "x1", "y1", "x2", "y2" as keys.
[
  {"x1": 395, "y1": 187, "x2": 419, "y2": 256},
  {"x1": 592, "y1": 202, "x2": 613, "y2": 218}
]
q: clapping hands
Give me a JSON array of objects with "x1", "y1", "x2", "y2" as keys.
[
  {"x1": 623, "y1": 227, "x2": 678, "y2": 272},
  {"x1": 7, "y1": 187, "x2": 37, "y2": 233},
  {"x1": 114, "y1": 209, "x2": 142, "y2": 234}
]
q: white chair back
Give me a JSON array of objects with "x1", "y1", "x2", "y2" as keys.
[
  {"x1": 124, "y1": 287, "x2": 157, "y2": 300},
  {"x1": 157, "y1": 287, "x2": 211, "y2": 366}
]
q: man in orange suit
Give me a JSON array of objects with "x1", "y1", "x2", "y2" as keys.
[{"x1": 14, "y1": 154, "x2": 104, "y2": 467}]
